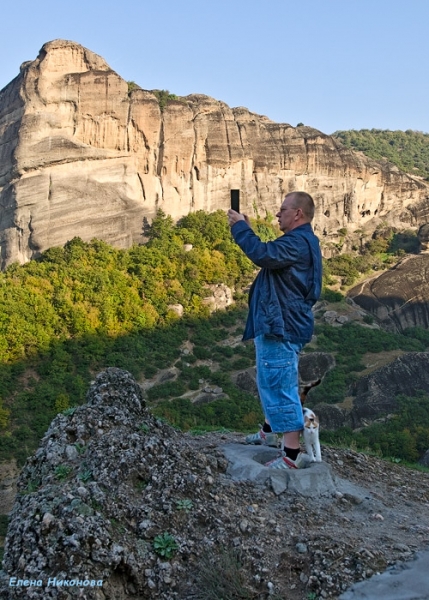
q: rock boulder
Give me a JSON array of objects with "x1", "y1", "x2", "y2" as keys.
[
  {"x1": 348, "y1": 255, "x2": 429, "y2": 332},
  {"x1": 349, "y1": 352, "x2": 429, "y2": 427}
]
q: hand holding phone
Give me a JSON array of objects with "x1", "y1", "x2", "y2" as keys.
[{"x1": 230, "y1": 189, "x2": 240, "y2": 213}]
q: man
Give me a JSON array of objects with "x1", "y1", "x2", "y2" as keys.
[{"x1": 227, "y1": 192, "x2": 322, "y2": 469}]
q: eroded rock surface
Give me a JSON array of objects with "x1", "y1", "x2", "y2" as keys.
[
  {"x1": 348, "y1": 255, "x2": 429, "y2": 332},
  {"x1": 349, "y1": 352, "x2": 429, "y2": 427},
  {"x1": 1, "y1": 368, "x2": 429, "y2": 600},
  {"x1": 312, "y1": 403, "x2": 353, "y2": 431},
  {"x1": 309, "y1": 352, "x2": 429, "y2": 430},
  {"x1": 1, "y1": 39, "x2": 429, "y2": 267},
  {"x1": 299, "y1": 352, "x2": 336, "y2": 383}
]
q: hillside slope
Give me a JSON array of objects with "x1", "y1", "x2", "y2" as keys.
[{"x1": 1, "y1": 368, "x2": 429, "y2": 600}]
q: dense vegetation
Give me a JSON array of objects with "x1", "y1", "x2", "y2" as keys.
[
  {"x1": 308, "y1": 319, "x2": 429, "y2": 405},
  {"x1": 0, "y1": 210, "x2": 277, "y2": 465},
  {"x1": 0, "y1": 205, "x2": 428, "y2": 471},
  {"x1": 324, "y1": 228, "x2": 420, "y2": 288},
  {"x1": 333, "y1": 128, "x2": 429, "y2": 180},
  {"x1": 322, "y1": 392, "x2": 429, "y2": 464}
]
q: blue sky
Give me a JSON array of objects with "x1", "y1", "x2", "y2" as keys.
[{"x1": 1, "y1": 0, "x2": 428, "y2": 135}]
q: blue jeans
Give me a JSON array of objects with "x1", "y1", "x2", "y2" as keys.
[{"x1": 254, "y1": 335, "x2": 304, "y2": 433}]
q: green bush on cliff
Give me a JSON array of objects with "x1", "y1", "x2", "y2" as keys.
[{"x1": 151, "y1": 89, "x2": 183, "y2": 111}]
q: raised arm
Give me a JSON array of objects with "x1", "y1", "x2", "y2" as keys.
[{"x1": 231, "y1": 220, "x2": 301, "y2": 269}]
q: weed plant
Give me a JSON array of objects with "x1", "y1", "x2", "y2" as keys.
[
  {"x1": 176, "y1": 499, "x2": 193, "y2": 512},
  {"x1": 193, "y1": 547, "x2": 255, "y2": 600},
  {"x1": 153, "y1": 532, "x2": 178, "y2": 559},
  {"x1": 78, "y1": 468, "x2": 92, "y2": 482},
  {"x1": 54, "y1": 465, "x2": 72, "y2": 480}
]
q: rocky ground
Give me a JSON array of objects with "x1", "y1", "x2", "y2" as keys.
[
  {"x1": 185, "y1": 431, "x2": 429, "y2": 600},
  {"x1": 1, "y1": 368, "x2": 429, "y2": 600}
]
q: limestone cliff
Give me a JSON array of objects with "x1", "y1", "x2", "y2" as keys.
[{"x1": 1, "y1": 39, "x2": 429, "y2": 268}]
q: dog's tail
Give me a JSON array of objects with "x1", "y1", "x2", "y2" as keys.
[{"x1": 300, "y1": 379, "x2": 322, "y2": 405}]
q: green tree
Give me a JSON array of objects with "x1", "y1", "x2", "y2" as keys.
[
  {"x1": 151, "y1": 89, "x2": 181, "y2": 111},
  {"x1": 146, "y1": 209, "x2": 175, "y2": 242}
]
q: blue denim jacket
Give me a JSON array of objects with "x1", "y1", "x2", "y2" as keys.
[{"x1": 232, "y1": 221, "x2": 322, "y2": 343}]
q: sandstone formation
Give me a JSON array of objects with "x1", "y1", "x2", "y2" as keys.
[
  {"x1": 349, "y1": 352, "x2": 429, "y2": 427},
  {"x1": 417, "y1": 222, "x2": 429, "y2": 252},
  {"x1": 1, "y1": 39, "x2": 429, "y2": 268},
  {"x1": 348, "y1": 254, "x2": 429, "y2": 332},
  {"x1": 201, "y1": 283, "x2": 234, "y2": 311}
]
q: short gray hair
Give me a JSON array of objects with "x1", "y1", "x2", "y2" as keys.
[{"x1": 285, "y1": 191, "x2": 315, "y2": 221}]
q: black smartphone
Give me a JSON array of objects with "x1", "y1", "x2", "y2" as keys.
[{"x1": 230, "y1": 189, "x2": 240, "y2": 213}]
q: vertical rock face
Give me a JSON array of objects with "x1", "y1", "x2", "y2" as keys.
[
  {"x1": 0, "y1": 40, "x2": 145, "y2": 267},
  {"x1": 0, "y1": 39, "x2": 428, "y2": 268}
]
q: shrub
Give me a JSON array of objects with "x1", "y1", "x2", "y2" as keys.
[
  {"x1": 231, "y1": 357, "x2": 252, "y2": 370},
  {"x1": 193, "y1": 346, "x2": 211, "y2": 360},
  {"x1": 147, "y1": 381, "x2": 187, "y2": 400},
  {"x1": 194, "y1": 547, "x2": 254, "y2": 600},
  {"x1": 144, "y1": 365, "x2": 158, "y2": 379},
  {"x1": 321, "y1": 288, "x2": 344, "y2": 303},
  {"x1": 151, "y1": 90, "x2": 182, "y2": 111}
]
